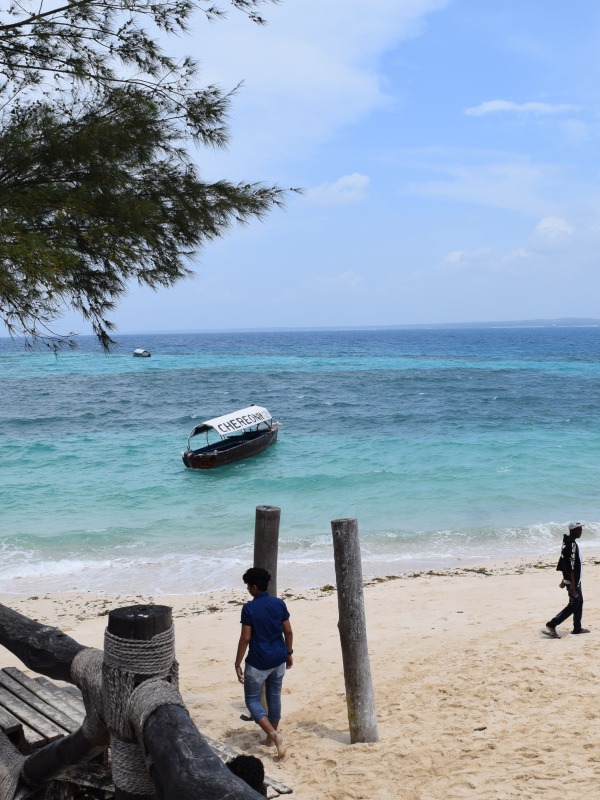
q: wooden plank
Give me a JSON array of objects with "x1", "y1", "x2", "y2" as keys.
[
  {"x1": 31, "y1": 675, "x2": 86, "y2": 724},
  {"x1": 10, "y1": 715, "x2": 45, "y2": 748},
  {"x1": 0, "y1": 695, "x2": 45, "y2": 749},
  {"x1": 0, "y1": 686, "x2": 65, "y2": 743},
  {"x1": 2, "y1": 668, "x2": 83, "y2": 730},
  {"x1": 62, "y1": 685, "x2": 85, "y2": 701},
  {"x1": 0, "y1": 707, "x2": 25, "y2": 749},
  {"x1": 55, "y1": 762, "x2": 114, "y2": 791},
  {"x1": 0, "y1": 705, "x2": 23, "y2": 735}
]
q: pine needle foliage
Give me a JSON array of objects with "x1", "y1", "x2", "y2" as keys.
[{"x1": 0, "y1": 0, "x2": 286, "y2": 350}]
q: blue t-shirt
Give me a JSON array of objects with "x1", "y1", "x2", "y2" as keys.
[{"x1": 241, "y1": 592, "x2": 290, "y2": 670}]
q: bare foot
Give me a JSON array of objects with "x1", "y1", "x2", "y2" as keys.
[
  {"x1": 273, "y1": 732, "x2": 287, "y2": 759},
  {"x1": 544, "y1": 624, "x2": 559, "y2": 639}
]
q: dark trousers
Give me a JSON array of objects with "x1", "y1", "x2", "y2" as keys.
[{"x1": 548, "y1": 586, "x2": 583, "y2": 632}]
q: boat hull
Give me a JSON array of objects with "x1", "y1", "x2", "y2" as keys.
[{"x1": 182, "y1": 427, "x2": 278, "y2": 469}]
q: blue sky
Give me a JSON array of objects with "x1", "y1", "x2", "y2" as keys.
[{"x1": 58, "y1": 0, "x2": 600, "y2": 333}]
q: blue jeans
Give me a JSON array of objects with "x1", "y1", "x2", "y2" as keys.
[{"x1": 244, "y1": 662, "x2": 286, "y2": 723}]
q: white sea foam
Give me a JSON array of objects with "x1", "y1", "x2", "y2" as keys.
[{"x1": 3, "y1": 523, "x2": 600, "y2": 595}]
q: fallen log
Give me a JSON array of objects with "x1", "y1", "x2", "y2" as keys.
[{"x1": 0, "y1": 605, "x2": 85, "y2": 682}]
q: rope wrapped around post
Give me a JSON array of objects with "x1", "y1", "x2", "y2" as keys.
[
  {"x1": 128, "y1": 680, "x2": 265, "y2": 800},
  {"x1": 0, "y1": 732, "x2": 26, "y2": 800},
  {"x1": 102, "y1": 605, "x2": 177, "y2": 800},
  {"x1": 0, "y1": 602, "x2": 265, "y2": 799}
]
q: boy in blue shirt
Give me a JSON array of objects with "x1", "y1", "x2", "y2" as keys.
[{"x1": 234, "y1": 567, "x2": 293, "y2": 758}]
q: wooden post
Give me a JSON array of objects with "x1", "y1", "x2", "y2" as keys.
[
  {"x1": 21, "y1": 728, "x2": 104, "y2": 787},
  {"x1": 254, "y1": 505, "x2": 281, "y2": 597},
  {"x1": 331, "y1": 518, "x2": 379, "y2": 744},
  {"x1": 105, "y1": 605, "x2": 173, "y2": 800},
  {"x1": 107, "y1": 605, "x2": 171, "y2": 641},
  {"x1": 0, "y1": 604, "x2": 106, "y2": 791},
  {"x1": 0, "y1": 603, "x2": 271, "y2": 798},
  {"x1": 0, "y1": 604, "x2": 85, "y2": 681},
  {"x1": 142, "y1": 704, "x2": 265, "y2": 799}
]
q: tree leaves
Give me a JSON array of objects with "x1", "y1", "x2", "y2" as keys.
[{"x1": 0, "y1": 0, "x2": 287, "y2": 350}]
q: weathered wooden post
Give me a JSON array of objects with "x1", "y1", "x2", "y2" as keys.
[
  {"x1": 0, "y1": 605, "x2": 108, "y2": 794},
  {"x1": 0, "y1": 603, "x2": 272, "y2": 799},
  {"x1": 103, "y1": 604, "x2": 175, "y2": 800},
  {"x1": 134, "y1": 697, "x2": 265, "y2": 799},
  {"x1": 331, "y1": 517, "x2": 379, "y2": 744},
  {"x1": 254, "y1": 505, "x2": 281, "y2": 597},
  {"x1": 0, "y1": 604, "x2": 85, "y2": 681}
]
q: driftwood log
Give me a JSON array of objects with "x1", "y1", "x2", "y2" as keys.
[
  {"x1": 331, "y1": 518, "x2": 379, "y2": 744},
  {"x1": 0, "y1": 603, "x2": 265, "y2": 799},
  {"x1": 0, "y1": 605, "x2": 84, "y2": 683},
  {"x1": 144, "y1": 704, "x2": 263, "y2": 799}
]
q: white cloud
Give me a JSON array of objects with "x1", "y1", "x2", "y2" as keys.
[
  {"x1": 308, "y1": 271, "x2": 364, "y2": 292},
  {"x1": 307, "y1": 173, "x2": 370, "y2": 206},
  {"x1": 560, "y1": 119, "x2": 591, "y2": 144},
  {"x1": 465, "y1": 100, "x2": 582, "y2": 117},
  {"x1": 507, "y1": 248, "x2": 533, "y2": 260},
  {"x1": 443, "y1": 247, "x2": 492, "y2": 265},
  {"x1": 186, "y1": 0, "x2": 450, "y2": 168},
  {"x1": 534, "y1": 216, "x2": 574, "y2": 242},
  {"x1": 409, "y1": 155, "x2": 559, "y2": 217},
  {"x1": 441, "y1": 246, "x2": 533, "y2": 275}
]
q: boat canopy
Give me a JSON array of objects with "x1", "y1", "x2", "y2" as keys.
[{"x1": 190, "y1": 406, "x2": 272, "y2": 439}]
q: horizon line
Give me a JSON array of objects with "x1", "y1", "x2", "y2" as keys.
[{"x1": 3, "y1": 317, "x2": 600, "y2": 339}]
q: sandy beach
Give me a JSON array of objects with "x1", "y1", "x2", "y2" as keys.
[{"x1": 2, "y1": 555, "x2": 600, "y2": 799}]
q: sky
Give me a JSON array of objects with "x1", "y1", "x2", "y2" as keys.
[{"x1": 55, "y1": 1, "x2": 600, "y2": 333}]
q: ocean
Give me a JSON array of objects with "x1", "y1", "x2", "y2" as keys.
[{"x1": 1, "y1": 327, "x2": 600, "y2": 595}]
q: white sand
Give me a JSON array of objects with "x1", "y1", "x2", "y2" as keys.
[{"x1": 2, "y1": 555, "x2": 599, "y2": 799}]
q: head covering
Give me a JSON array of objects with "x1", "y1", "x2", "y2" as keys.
[{"x1": 568, "y1": 521, "x2": 584, "y2": 531}]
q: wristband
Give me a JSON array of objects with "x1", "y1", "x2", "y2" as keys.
[
  {"x1": 287, "y1": 650, "x2": 293, "y2": 656},
  {"x1": 235, "y1": 663, "x2": 241, "y2": 668}
]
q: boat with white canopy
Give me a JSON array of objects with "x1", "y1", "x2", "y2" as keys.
[{"x1": 181, "y1": 405, "x2": 280, "y2": 469}]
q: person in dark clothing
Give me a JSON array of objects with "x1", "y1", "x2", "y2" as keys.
[
  {"x1": 545, "y1": 522, "x2": 590, "y2": 638},
  {"x1": 227, "y1": 755, "x2": 267, "y2": 796},
  {"x1": 234, "y1": 567, "x2": 293, "y2": 759}
]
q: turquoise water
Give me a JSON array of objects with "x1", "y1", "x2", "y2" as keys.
[{"x1": 2, "y1": 327, "x2": 600, "y2": 594}]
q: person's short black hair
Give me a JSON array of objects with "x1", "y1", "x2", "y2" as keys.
[
  {"x1": 227, "y1": 754, "x2": 266, "y2": 794},
  {"x1": 243, "y1": 567, "x2": 271, "y2": 592}
]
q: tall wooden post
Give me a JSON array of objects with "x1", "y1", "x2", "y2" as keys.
[
  {"x1": 254, "y1": 505, "x2": 281, "y2": 597},
  {"x1": 104, "y1": 605, "x2": 174, "y2": 800},
  {"x1": 331, "y1": 518, "x2": 379, "y2": 744}
]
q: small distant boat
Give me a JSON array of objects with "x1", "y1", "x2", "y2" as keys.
[
  {"x1": 182, "y1": 405, "x2": 280, "y2": 469},
  {"x1": 133, "y1": 349, "x2": 151, "y2": 358}
]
